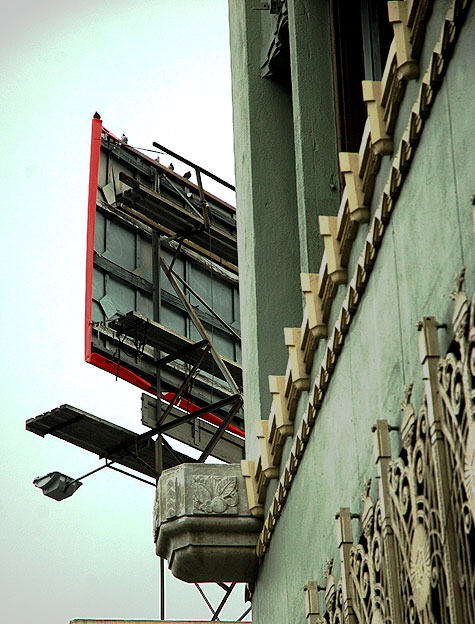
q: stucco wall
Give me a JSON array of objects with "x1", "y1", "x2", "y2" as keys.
[
  {"x1": 229, "y1": 1, "x2": 475, "y2": 622},
  {"x1": 229, "y1": 1, "x2": 302, "y2": 457}
]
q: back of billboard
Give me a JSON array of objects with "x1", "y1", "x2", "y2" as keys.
[{"x1": 85, "y1": 118, "x2": 243, "y2": 435}]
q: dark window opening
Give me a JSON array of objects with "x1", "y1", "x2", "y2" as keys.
[{"x1": 330, "y1": 0, "x2": 393, "y2": 155}]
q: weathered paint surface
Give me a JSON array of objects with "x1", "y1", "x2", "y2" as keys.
[
  {"x1": 229, "y1": 0, "x2": 475, "y2": 621},
  {"x1": 229, "y1": 1, "x2": 302, "y2": 456}
]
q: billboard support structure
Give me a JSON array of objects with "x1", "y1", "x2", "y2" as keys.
[
  {"x1": 159, "y1": 255, "x2": 241, "y2": 395},
  {"x1": 109, "y1": 127, "x2": 244, "y2": 621},
  {"x1": 101, "y1": 120, "x2": 244, "y2": 460},
  {"x1": 128, "y1": 132, "x2": 243, "y2": 622},
  {"x1": 108, "y1": 241, "x2": 245, "y2": 471},
  {"x1": 26, "y1": 116, "x2": 247, "y2": 621},
  {"x1": 152, "y1": 228, "x2": 163, "y2": 429}
]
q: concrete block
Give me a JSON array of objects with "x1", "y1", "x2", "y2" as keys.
[{"x1": 154, "y1": 463, "x2": 262, "y2": 583}]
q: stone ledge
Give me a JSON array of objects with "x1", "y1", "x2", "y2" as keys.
[{"x1": 154, "y1": 463, "x2": 262, "y2": 583}]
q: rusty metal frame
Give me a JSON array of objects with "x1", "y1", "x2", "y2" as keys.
[
  {"x1": 102, "y1": 137, "x2": 245, "y2": 620},
  {"x1": 160, "y1": 255, "x2": 241, "y2": 395},
  {"x1": 194, "y1": 581, "x2": 240, "y2": 621},
  {"x1": 165, "y1": 264, "x2": 242, "y2": 341},
  {"x1": 152, "y1": 141, "x2": 236, "y2": 192}
]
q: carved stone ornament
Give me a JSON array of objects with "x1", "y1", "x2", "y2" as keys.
[
  {"x1": 322, "y1": 557, "x2": 344, "y2": 624},
  {"x1": 192, "y1": 474, "x2": 238, "y2": 514},
  {"x1": 449, "y1": 267, "x2": 468, "y2": 341},
  {"x1": 409, "y1": 523, "x2": 431, "y2": 611},
  {"x1": 350, "y1": 497, "x2": 390, "y2": 623},
  {"x1": 153, "y1": 463, "x2": 262, "y2": 583},
  {"x1": 319, "y1": 280, "x2": 475, "y2": 624},
  {"x1": 165, "y1": 476, "x2": 178, "y2": 519},
  {"x1": 152, "y1": 488, "x2": 160, "y2": 538},
  {"x1": 464, "y1": 421, "x2": 475, "y2": 519},
  {"x1": 370, "y1": 608, "x2": 384, "y2": 624}
]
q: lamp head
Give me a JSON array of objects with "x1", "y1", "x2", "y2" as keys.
[{"x1": 33, "y1": 471, "x2": 82, "y2": 501}]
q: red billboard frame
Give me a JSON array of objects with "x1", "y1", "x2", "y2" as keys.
[{"x1": 84, "y1": 117, "x2": 244, "y2": 438}]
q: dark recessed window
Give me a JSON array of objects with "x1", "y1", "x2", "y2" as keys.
[{"x1": 330, "y1": 0, "x2": 393, "y2": 154}]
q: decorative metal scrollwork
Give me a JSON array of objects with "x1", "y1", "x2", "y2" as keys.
[
  {"x1": 350, "y1": 490, "x2": 391, "y2": 624},
  {"x1": 385, "y1": 398, "x2": 450, "y2": 623},
  {"x1": 322, "y1": 558, "x2": 344, "y2": 624},
  {"x1": 313, "y1": 276, "x2": 475, "y2": 623},
  {"x1": 436, "y1": 281, "x2": 475, "y2": 622}
]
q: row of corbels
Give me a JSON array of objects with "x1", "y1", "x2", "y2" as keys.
[
  {"x1": 365, "y1": 0, "x2": 427, "y2": 154},
  {"x1": 241, "y1": 0, "x2": 470, "y2": 557},
  {"x1": 241, "y1": 0, "x2": 426, "y2": 519}
]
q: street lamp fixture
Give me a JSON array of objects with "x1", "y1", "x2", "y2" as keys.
[{"x1": 33, "y1": 471, "x2": 83, "y2": 501}]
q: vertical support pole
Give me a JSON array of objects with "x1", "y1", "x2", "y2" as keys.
[
  {"x1": 335, "y1": 508, "x2": 357, "y2": 624},
  {"x1": 417, "y1": 316, "x2": 463, "y2": 622},
  {"x1": 373, "y1": 420, "x2": 402, "y2": 623},
  {"x1": 159, "y1": 556, "x2": 165, "y2": 620},
  {"x1": 195, "y1": 168, "x2": 210, "y2": 229},
  {"x1": 152, "y1": 231, "x2": 162, "y2": 425},
  {"x1": 303, "y1": 580, "x2": 322, "y2": 624},
  {"x1": 152, "y1": 230, "x2": 165, "y2": 620}
]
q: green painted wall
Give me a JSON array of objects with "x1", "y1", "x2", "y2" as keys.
[
  {"x1": 229, "y1": 1, "x2": 302, "y2": 455},
  {"x1": 287, "y1": 0, "x2": 340, "y2": 273},
  {"x1": 229, "y1": 1, "x2": 475, "y2": 622}
]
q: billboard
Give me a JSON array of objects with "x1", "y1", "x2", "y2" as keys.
[{"x1": 85, "y1": 118, "x2": 244, "y2": 441}]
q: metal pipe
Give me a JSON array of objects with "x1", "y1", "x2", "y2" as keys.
[
  {"x1": 197, "y1": 396, "x2": 243, "y2": 462},
  {"x1": 237, "y1": 605, "x2": 252, "y2": 621},
  {"x1": 157, "y1": 394, "x2": 240, "y2": 434},
  {"x1": 161, "y1": 256, "x2": 241, "y2": 394},
  {"x1": 107, "y1": 465, "x2": 155, "y2": 487},
  {"x1": 153, "y1": 141, "x2": 235, "y2": 191},
  {"x1": 70, "y1": 462, "x2": 110, "y2": 484},
  {"x1": 211, "y1": 582, "x2": 236, "y2": 620},
  {"x1": 152, "y1": 231, "x2": 162, "y2": 425},
  {"x1": 167, "y1": 265, "x2": 241, "y2": 341},
  {"x1": 194, "y1": 583, "x2": 215, "y2": 615},
  {"x1": 160, "y1": 557, "x2": 165, "y2": 620}
]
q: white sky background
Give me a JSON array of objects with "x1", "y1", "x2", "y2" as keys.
[{"x1": 0, "y1": 1, "x2": 250, "y2": 622}]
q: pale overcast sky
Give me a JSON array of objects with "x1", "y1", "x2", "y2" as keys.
[{"x1": 0, "y1": 2, "x2": 249, "y2": 622}]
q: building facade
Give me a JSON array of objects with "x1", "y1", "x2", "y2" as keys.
[{"x1": 227, "y1": 0, "x2": 475, "y2": 622}]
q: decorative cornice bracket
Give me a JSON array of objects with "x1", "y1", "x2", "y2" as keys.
[
  {"x1": 284, "y1": 328, "x2": 310, "y2": 418},
  {"x1": 300, "y1": 273, "x2": 328, "y2": 373},
  {"x1": 339, "y1": 152, "x2": 370, "y2": 223},
  {"x1": 241, "y1": 460, "x2": 264, "y2": 517},
  {"x1": 362, "y1": 80, "x2": 394, "y2": 155},
  {"x1": 319, "y1": 216, "x2": 348, "y2": 285},
  {"x1": 388, "y1": 1, "x2": 419, "y2": 80},
  {"x1": 256, "y1": 419, "x2": 279, "y2": 480},
  {"x1": 268, "y1": 374, "x2": 293, "y2": 462}
]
